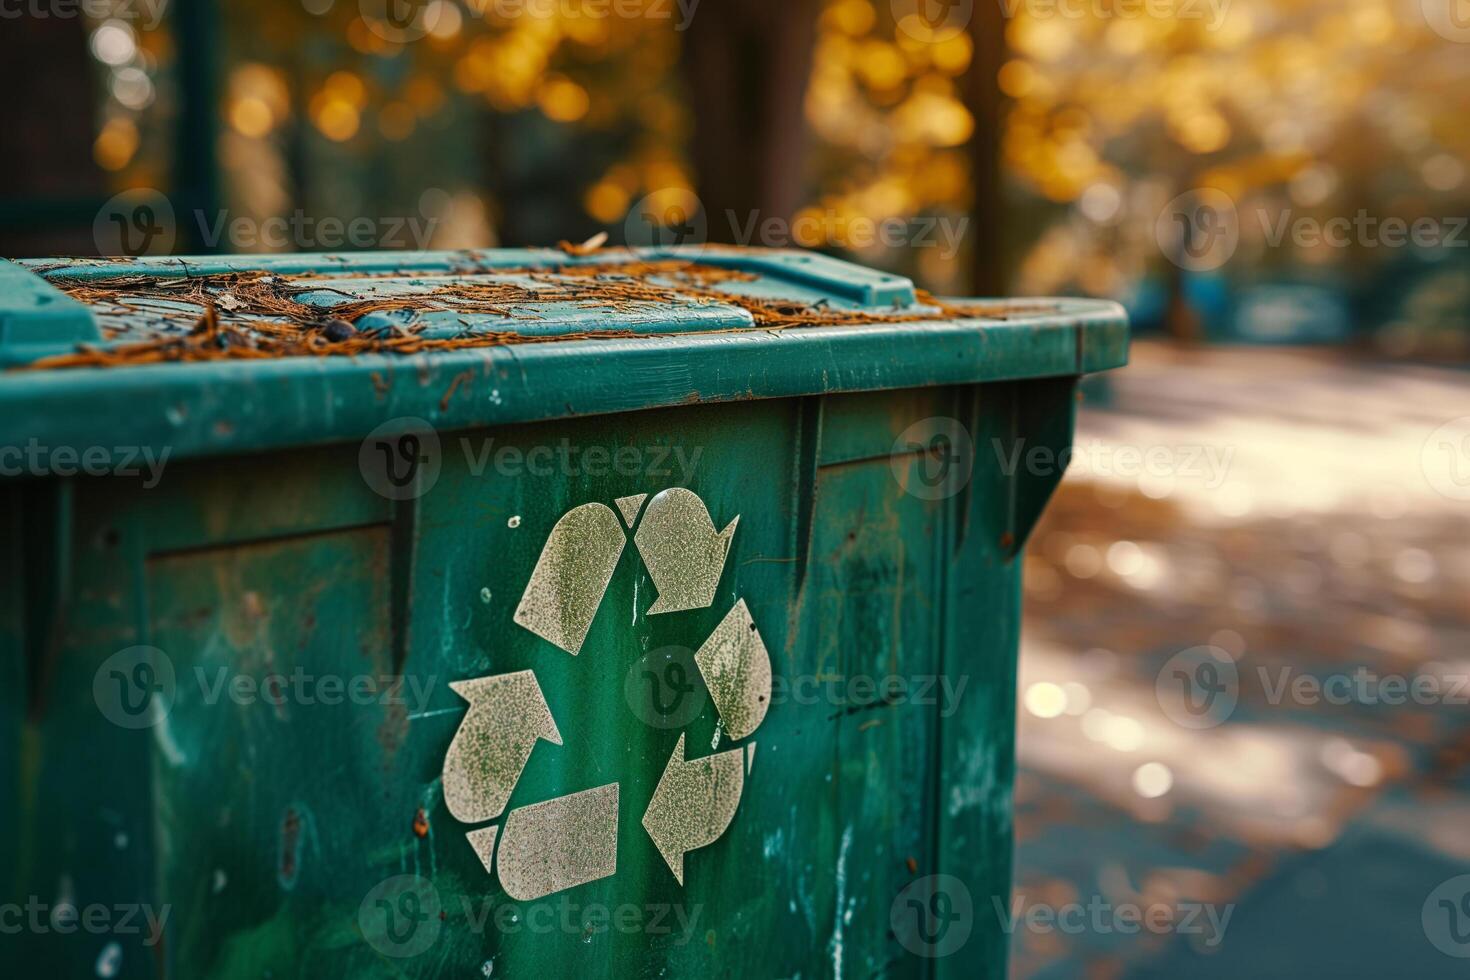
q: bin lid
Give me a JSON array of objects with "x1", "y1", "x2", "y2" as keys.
[{"x1": 0, "y1": 246, "x2": 1127, "y2": 461}]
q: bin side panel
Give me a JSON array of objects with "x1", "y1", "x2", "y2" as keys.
[
  {"x1": 797, "y1": 440, "x2": 951, "y2": 976},
  {"x1": 9, "y1": 383, "x2": 1041, "y2": 978},
  {"x1": 9, "y1": 479, "x2": 160, "y2": 978},
  {"x1": 144, "y1": 527, "x2": 399, "y2": 973},
  {"x1": 938, "y1": 381, "x2": 1031, "y2": 980}
]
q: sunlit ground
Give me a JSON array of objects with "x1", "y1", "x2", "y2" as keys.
[{"x1": 1013, "y1": 341, "x2": 1470, "y2": 978}]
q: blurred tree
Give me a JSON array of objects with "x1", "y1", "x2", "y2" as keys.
[
  {"x1": 26, "y1": 0, "x2": 1464, "y2": 356},
  {"x1": 0, "y1": 15, "x2": 105, "y2": 254},
  {"x1": 966, "y1": 0, "x2": 1007, "y2": 296},
  {"x1": 799, "y1": 0, "x2": 980, "y2": 294},
  {"x1": 681, "y1": 0, "x2": 821, "y2": 241},
  {"x1": 999, "y1": 0, "x2": 1470, "y2": 350}
]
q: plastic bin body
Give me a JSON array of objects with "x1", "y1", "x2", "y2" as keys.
[{"x1": 0, "y1": 248, "x2": 1127, "y2": 978}]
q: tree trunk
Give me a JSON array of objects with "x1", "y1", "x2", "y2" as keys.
[
  {"x1": 0, "y1": 14, "x2": 103, "y2": 255},
  {"x1": 680, "y1": 0, "x2": 821, "y2": 243},
  {"x1": 966, "y1": 1, "x2": 1008, "y2": 297}
]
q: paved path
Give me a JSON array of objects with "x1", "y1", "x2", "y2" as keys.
[{"x1": 1012, "y1": 343, "x2": 1470, "y2": 978}]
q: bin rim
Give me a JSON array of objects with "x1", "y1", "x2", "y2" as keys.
[{"x1": 0, "y1": 247, "x2": 1128, "y2": 466}]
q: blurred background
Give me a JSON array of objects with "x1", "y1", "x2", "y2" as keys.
[
  {"x1": 2, "y1": 0, "x2": 1469, "y2": 975},
  {"x1": 4, "y1": 0, "x2": 1469, "y2": 356}
]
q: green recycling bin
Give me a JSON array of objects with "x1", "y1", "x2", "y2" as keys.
[{"x1": 0, "y1": 246, "x2": 1127, "y2": 978}]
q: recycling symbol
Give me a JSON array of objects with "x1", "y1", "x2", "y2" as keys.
[{"x1": 441, "y1": 488, "x2": 772, "y2": 900}]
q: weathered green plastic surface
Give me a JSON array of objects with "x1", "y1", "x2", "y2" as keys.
[{"x1": 1, "y1": 248, "x2": 1127, "y2": 978}]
